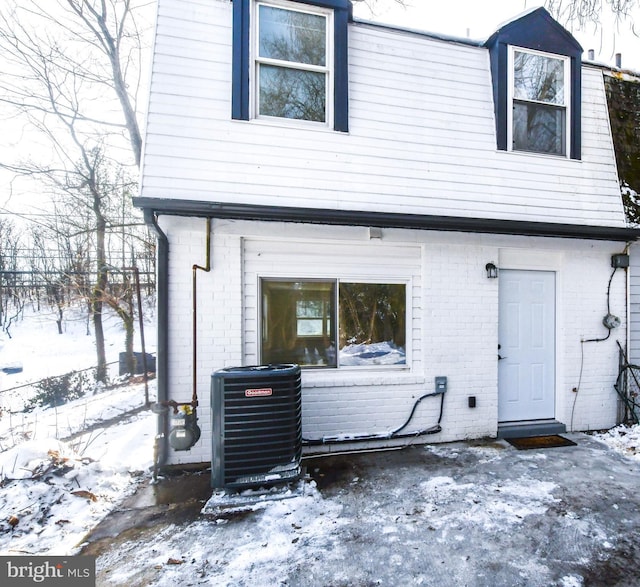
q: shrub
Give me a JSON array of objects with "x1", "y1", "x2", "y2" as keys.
[{"x1": 24, "y1": 370, "x2": 96, "y2": 411}]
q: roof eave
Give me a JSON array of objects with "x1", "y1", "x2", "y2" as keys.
[{"x1": 133, "y1": 198, "x2": 640, "y2": 242}]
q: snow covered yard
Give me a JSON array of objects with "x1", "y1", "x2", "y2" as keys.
[
  {"x1": 0, "y1": 393, "x2": 154, "y2": 555},
  {"x1": 0, "y1": 305, "x2": 156, "y2": 557}
]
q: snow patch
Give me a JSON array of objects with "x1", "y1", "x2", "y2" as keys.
[{"x1": 593, "y1": 423, "x2": 640, "y2": 461}]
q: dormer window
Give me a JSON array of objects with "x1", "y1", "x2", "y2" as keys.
[
  {"x1": 510, "y1": 48, "x2": 570, "y2": 156},
  {"x1": 485, "y1": 8, "x2": 582, "y2": 160},
  {"x1": 233, "y1": 0, "x2": 351, "y2": 132},
  {"x1": 255, "y1": 2, "x2": 332, "y2": 124}
]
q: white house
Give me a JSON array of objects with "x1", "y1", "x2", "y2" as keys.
[{"x1": 135, "y1": 0, "x2": 640, "y2": 468}]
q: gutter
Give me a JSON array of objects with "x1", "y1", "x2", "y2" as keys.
[
  {"x1": 143, "y1": 209, "x2": 170, "y2": 468},
  {"x1": 133, "y1": 197, "x2": 640, "y2": 242}
]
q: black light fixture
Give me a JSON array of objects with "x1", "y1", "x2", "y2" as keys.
[{"x1": 485, "y1": 262, "x2": 498, "y2": 279}]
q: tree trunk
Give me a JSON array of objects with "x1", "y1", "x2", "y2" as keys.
[
  {"x1": 93, "y1": 213, "x2": 108, "y2": 383},
  {"x1": 124, "y1": 312, "x2": 135, "y2": 374},
  {"x1": 122, "y1": 276, "x2": 136, "y2": 374},
  {"x1": 66, "y1": 0, "x2": 143, "y2": 167},
  {"x1": 56, "y1": 307, "x2": 63, "y2": 334}
]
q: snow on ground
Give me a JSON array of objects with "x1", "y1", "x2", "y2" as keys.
[
  {"x1": 1, "y1": 302, "x2": 154, "y2": 388},
  {"x1": 93, "y1": 435, "x2": 640, "y2": 586},
  {"x1": 0, "y1": 304, "x2": 156, "y2": 555},
  {"x1": 593, "y1": 423, "x2": 640, "y2": 461},
  {"x1": 0, "y1": 401, "x2": 154, "y2": 555},
  {"x1": 3, "y1": 305, "x2": 640, "y2": 585},
  {"x1": 98, "y1": 484, "x2": 346, "y2": 586}
]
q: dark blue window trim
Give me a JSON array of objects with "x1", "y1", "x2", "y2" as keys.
[
  {"x1": 232, "y1": 0, "x2": 351, "y2": 132},
  {"x1": 485, "y1": 8, "x2": 582, "y2": 160}
]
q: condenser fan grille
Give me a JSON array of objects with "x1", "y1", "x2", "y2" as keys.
[{"x1": 211, "y1": 365, "x2": 302, "y2": 489}]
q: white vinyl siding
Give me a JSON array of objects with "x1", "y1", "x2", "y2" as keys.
[{"x1": 142, "y1": 0, "x2": 627, "y2": 229}]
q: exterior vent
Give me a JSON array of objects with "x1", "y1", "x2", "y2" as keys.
[{"x1": 211, "y1": 364, "x2": 302, "y2": 490}]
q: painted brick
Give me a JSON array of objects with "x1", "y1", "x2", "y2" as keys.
[{"x1": 158, "y1": 219, "x2": 627, "y2": 465}]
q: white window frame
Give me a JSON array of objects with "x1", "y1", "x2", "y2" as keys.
[
  {"x1": 259, "y1": 277, "x2": 410, "y2": 370},
  {"x1": 251, "y1": 0, "x2": 334, "y2": 128},
  {"x1": 507, "y1": 46, "x2": 571, "y2": 157}
]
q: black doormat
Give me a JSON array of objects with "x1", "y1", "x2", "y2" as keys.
[{"x1": 507, "y1": 435, "x2": 577, "y2": 450}]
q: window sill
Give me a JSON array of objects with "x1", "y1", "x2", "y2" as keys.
[
  {"x1": 233, "y1": 116, "x2": 348, "y2": 134},
  {"x1": 498, "y1": 149, "x2": 580, "y2": 162},
  {"x1": 301, "y1": 369, "x2": 423, "y2": 389}
]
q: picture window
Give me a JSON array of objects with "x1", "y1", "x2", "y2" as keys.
[{"x1": 261, "y1": 279, "x2": 407, "y2": 368}]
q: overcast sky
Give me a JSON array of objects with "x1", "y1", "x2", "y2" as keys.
[{"x1": 353, "y1": 0, "x2": 640, "y2": 71}]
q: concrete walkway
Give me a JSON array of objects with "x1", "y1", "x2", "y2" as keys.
[{"x1": 300, "y1": 435, "x2": 640, "y2": 587}]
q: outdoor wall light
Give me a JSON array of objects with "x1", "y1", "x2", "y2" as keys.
[{"x1": 485, "y1": 262, "x2": 499, "y2": 279}]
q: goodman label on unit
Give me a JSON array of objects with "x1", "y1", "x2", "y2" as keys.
[{"x1": 245, "y1": 388, "x2": 273, "y2": 398}]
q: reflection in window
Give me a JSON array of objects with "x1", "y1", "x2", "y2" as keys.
[
  {"x1": 261, "y1": 280, "x2": 407, "y2": 368},
  {"x1": 259, "y1": 65, "x2": 326, "y2": 121},
  {"x1": 512, "y1": 49, "x2": 567, "y2": 155},
  {"x1": 259, "y1": 5, "x2": 326, "y2": 65},
  {"x1": 262, "y1": 281, "x2": 336, "y2": 367},
  {"x1": 256, "y1": 3, "x2": 329, "y2": 123},
  {"x1": 296, "y1": 299, "x2": 331, "y2": 336},
  {"x1": 339, "y1": 283, "x2": 406, "y2": 366}
]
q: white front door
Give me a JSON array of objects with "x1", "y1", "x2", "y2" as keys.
[{"x1": 498, "y1": 270, "x2": 556, "y2": 422}]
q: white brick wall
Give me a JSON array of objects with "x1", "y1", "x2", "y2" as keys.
[
  {"x1": 159, "y1": 217, "x2": 627, "y2": 465},
  {"x1": 558, "y1": 247, "x2": 627, "y2": 431},
  {"x1": 161, "y1": 216, "x2": 245, "y2": 465}
]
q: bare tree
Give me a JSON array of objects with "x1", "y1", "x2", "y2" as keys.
[
  {"x1": 30, "y1": 227, "x2": 68, "y2": 335},
  {"x1": 0, "y1": 0, "x2": 145, "y2": 167},
  {"x1": 28, "y1": 197, "x2": 97, "y2": 335},
  {"x1": 354, "y1": 0, "x2": 638, "y2": 32},
  {"x1": 0, "y1": 0, "x2": 150, "y2": 382},
  {"x1": 352, "y1": 0, "x2": 408, "y2": 13},
  {"x1": 545, "y1": 0, "x2": 640, "y2": 31},
  {"x1": 59, "y1": 147, "x2": 139, "y2": 382},
  {"x1": 65, "y1": 0, "x2": 144, "y2": 167},
  {"x1": 0, "y1": 218, "x2": 23, "y2": 334}
]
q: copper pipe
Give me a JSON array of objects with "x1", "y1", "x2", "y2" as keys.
[{"x1": 191, "y1": 218, "x2": 212, "y2": 407}]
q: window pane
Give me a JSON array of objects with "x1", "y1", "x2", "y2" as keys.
[
  {"x1": 339, "y1": 283, "x2": 406, "y2": 366},
  {"x1": 513, "y1": 102, "x2": 566, "y2": 155},
  {"x1": 259, "y1": 64, "x2": 326, "y2": 122},
  {"x1": 296, "y1": 300, "x2": 329, "y2": 336},
  {"x1": 297, "y1": 319, "x2": 324, "y2": 336},
  {"x1": 259, "y1": 5, "x2": 326, "y2": 67},
  {"x1": 262, "y1": 281, "x2": 336, "y2": 367},
  {"x1": 514, "y1": 51, "x2": 565, "y2": 105}
]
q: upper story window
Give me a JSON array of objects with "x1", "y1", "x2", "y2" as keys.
[
  {"x1": 233, "y1": 0, "x2": 351, "y2": 132},
  {"x1": 484, "y1": 7, "x2": 582, "y2": 160},
  {"x1": 510, "y1": 48, "x2": 570, "y2": 156},
  {"x1": 255, "y1": 2, "x2": 331, "y2": 124}
]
